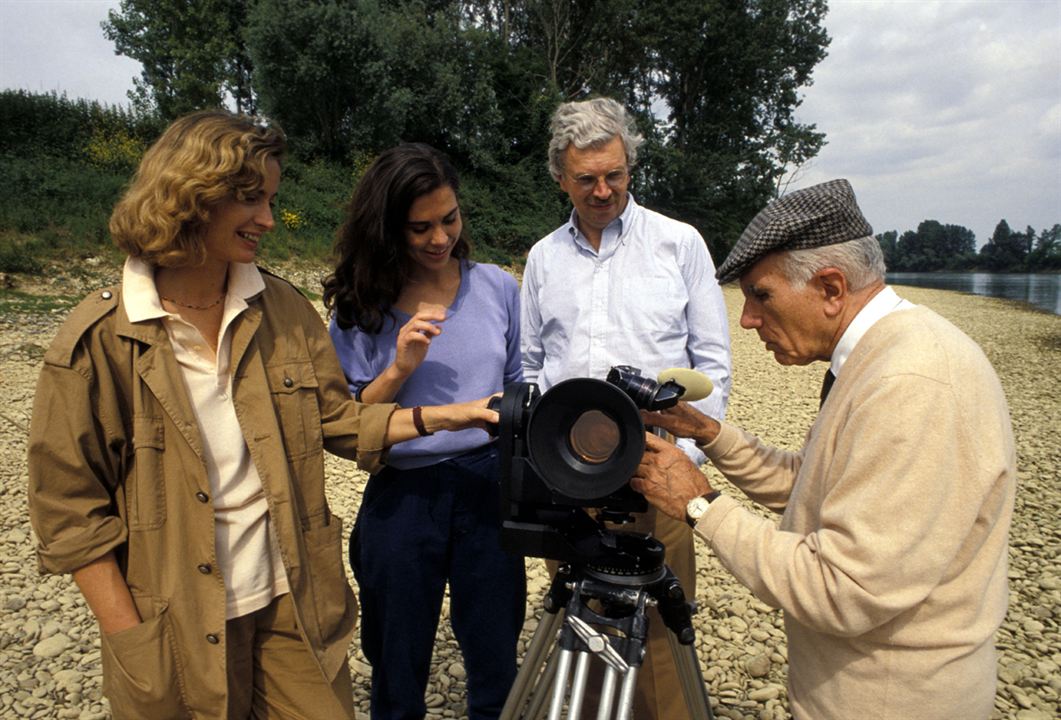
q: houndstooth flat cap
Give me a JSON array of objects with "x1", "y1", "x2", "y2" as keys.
[{"x1": 715, "y1": 179, "x2": 873, "y2": 284}]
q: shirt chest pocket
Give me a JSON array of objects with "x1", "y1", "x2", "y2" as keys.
[
  {"x1": 266, "y1": 360, "x2": 323, "y2": 460},
  {"x1": 628, "y1": 276, "x2": 688, "y2": 338},
  {"x1": 128, "y1": 415, "x2": 166, "y2": 530}
]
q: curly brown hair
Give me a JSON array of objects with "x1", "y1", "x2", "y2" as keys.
[{"x1": 109, "y1": 110, "x2": 286, "y2": 268}]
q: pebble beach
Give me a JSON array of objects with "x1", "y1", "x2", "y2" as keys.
[{"x1": 0, "y1": 268, "x2": 1057, "y2": 720}]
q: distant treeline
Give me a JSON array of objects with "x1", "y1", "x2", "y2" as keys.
[
  {"x1": 877, "y1": 220, "x2": 1061, "y2": 274},
  {"x1": 4, "y1": 0, "x2": 839, "y2": 274},
  {"x1": 1, "y1": 89, "x2": 1056, "y2": 277}
]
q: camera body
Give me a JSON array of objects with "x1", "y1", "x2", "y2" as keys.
[{"x1": 492, "y1": 366, "x2": 686, "y2": 564}]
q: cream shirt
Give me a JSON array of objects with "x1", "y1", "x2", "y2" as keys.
[{"x1": 123, "y1": 258, "x2": 289, "y2": 619}]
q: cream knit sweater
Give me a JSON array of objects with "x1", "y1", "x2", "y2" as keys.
[{"x1": 696, "y1": 306, "x2": 1015, "y2": 720}]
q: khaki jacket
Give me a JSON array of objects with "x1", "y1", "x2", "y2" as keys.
[{"x1": 27, "y1": 273, "x2": 396, "y2": 719}]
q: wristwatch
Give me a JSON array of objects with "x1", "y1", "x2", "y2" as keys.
[{"x1": 685, "y1": 491, "x2": 721, "y2": 528}]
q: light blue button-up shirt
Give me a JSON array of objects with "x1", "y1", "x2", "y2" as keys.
[{"x1": 521, "y1": 194, "x2": 732, "y2": 463}]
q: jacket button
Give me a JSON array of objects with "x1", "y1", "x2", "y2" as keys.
[
  {"x1": 283, "y1": 377, "x2": 294, "y2": 388},
  {"x1": 101, "y1": 290, "x2": 113, "y2": 300},
  {"x1": 196, "y1": 492, "x2": 209, "y2": 503},
  {"x1": 197, "y1": 563, "x2": 212, "y2": 574},
  {"x1": 206, "y1": 634, "x2": 220, "y2": 644}
]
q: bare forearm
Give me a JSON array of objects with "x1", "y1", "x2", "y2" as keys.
[
  {"x1": 72, "y1": 553, "x2": 141, "y2": 635},
  {"x1": 642, "y1": 402, "x2": 722, "y2": 447},
  {"x1": 692, "y1": 417, "x2": 722, "y2": 447},
  {"x1": 385, "y1": 401, "x2": 494, "y2": 445},
  {"x1": 359, "y1": 365, "x2": 409, "y2": 404}
]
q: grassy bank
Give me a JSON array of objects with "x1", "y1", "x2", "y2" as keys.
[{"x1": 0, "y1": 91, "x2": 568, "y2": 274}]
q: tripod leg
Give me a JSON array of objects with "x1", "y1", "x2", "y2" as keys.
[
  {"x1": 614, "y1": 666, "x2": 640, "y2": 720},
  {"x1": 567, "y1": 651, "x2": 592, "y2": 719},
  {"x1": 524, "y1": 650, "x2": 560, "y2": 720},
  {"x1": 501, "y1": 609, "x2": 564, "y2": 720},
  {"x1": 664, "y1": 630, "x2": 715, "y2": 720},
  {"x1": 594, "y1": 667, "x2": 619, "y2": 720},
  {"x1": 548, "y1": 649, "x2": 576, "y2": 720}
]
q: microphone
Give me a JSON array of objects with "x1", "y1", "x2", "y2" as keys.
[{"x1": 656, "y1": 368, "x2": 714, "y2": 402}]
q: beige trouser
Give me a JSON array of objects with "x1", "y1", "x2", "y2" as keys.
[
  {"x1": 226, "y1": 593, "x2": 355, "y2": 719},
  {"x1": 548, "y1": 506, "x2": 698, "y2": 719}
]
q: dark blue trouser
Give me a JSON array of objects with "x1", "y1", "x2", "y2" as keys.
[{"x1": 350, "y1": 444, "x2": 526, "y2": 720}]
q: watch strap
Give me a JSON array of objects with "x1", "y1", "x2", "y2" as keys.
[{"x1": 412, "y1": 406, "x2": 432, "y2": 437}]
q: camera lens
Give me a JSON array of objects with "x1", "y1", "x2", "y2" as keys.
[
  {"x1": 568, "y1": 410, "x2": 620, "y2": 464},
  {"x1": 526, "y1": 377, "x2": 645, "y2": 501}
]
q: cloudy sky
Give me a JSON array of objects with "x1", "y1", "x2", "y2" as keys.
[{"x1": 1, "y1": 0, "x2": 1059, "y2": 246}]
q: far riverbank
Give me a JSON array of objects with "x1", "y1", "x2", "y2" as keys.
[{"x1": 888, "y1": 271, "x2": 1060, "y2": 315}]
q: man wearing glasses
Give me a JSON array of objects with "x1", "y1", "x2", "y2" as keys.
[{"x1": 520, "y1": 97, "x2": 732, "y2": 718}]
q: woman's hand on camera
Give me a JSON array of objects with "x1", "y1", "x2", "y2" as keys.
[
  {"x1": 640, "y1": 402, "x2": 720, "y2": 447},
  {"x1": 419, "y1": 396, "x2": 500, "y2": 434}
]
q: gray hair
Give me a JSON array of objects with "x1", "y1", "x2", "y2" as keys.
[
  {"x1": 777, "y1": 236, "x2": 886, "y2": 291},
  {"x1": 547, "y1": 98, "x2": 644, "y2": 180}
]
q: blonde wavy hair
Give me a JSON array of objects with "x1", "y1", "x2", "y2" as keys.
[{"x1": 110, "y1": 110, "x2": 286, "y2": 267}]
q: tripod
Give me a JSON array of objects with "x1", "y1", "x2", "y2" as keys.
[{"x1": 500, "y1": 535, "x2": 715, "y2": 720}]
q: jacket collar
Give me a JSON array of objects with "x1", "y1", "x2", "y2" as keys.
[{"x1": 116, "y1": 256, "x2": 266, "y2": 348}]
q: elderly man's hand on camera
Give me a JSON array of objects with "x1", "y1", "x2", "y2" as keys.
[
  {"x1": 631, "y1": 434, "x2": 715, "y2": 521},
  {"x1": 640, "y1": 401, "x2": 721, "y2": 447}
]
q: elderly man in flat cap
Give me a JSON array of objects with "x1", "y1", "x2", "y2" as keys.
[{"x1": 631, "y1": 179, "x2": 1016, "y2": 720}]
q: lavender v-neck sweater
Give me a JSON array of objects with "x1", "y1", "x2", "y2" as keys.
[{"x1": 329, "y1": 261, "x2": 521, "y2": 469}]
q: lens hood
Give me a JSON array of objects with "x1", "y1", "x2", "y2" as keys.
[{"x1": 526, "y1": 378, "x2": 645, "y2": 500}]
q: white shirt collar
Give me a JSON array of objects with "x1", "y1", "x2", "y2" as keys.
[
  {"x1": 830, "y1": 285, "x2": 916, "y2": 376},
  {"x1": 122, "y1": 257, "x2": 265, "y2": 323},
  {"x1": 566, "y1": 193, "x2": 640, "y2": 251}
]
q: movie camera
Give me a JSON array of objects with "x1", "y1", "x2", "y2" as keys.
[
  {"x1": 489, "y1": 365, "x2": 711, "y2": 572},
  {"x1": 491, "y1": 366, "x2": 718, "y2": 720}
]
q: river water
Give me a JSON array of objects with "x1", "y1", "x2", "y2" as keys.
[{"x1": 887, "y1": 272, "x2": 1060, "y2": 315}]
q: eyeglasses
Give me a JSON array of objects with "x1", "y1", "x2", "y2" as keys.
[{"x1": 567, "y1": 168, "x2": 629, "y2": 192}]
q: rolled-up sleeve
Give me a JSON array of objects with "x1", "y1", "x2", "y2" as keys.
[
  {"x1": 28, "y1": 362, "x2": 128, "y2": 574},
  {"x1": 308, "y1": 303, "x2": 397, "y2": 474}
]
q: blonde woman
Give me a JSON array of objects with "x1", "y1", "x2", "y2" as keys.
[{"x1": 27, "y1": 110, "x2": 495, "y2": 719}]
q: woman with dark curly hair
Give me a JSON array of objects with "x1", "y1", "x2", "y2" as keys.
[
  {"x1": 27, "y1": 112, "x2": 496, "y2": 720},
  {"x1": 324, "y1": 143, "x2": 525, "y2": 720}
]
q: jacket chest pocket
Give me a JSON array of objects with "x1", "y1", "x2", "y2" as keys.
[
  {"x1": 128, "y1": 415, "x2": 167, "y2": 530},
  {"x1": 266, "y1": 361, "x2": 324, "y2": 459}
]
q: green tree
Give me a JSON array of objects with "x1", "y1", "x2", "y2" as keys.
[
  {"x1": 634, "y1": 0, "x2": 830, "y2": 259},
  {"x1": 881, "y1": 221, "x2": 976, "y2": 271},
  {"x1": 980, "y1": 219, "x2": 1026, "y2": 271},
  {"x1": 246, "y1": 0, "x2": 389, "y2": 159},
  {"x1": 112, "y1": 0, "x2": 830, "y2": 260},
  {"x1": 465, "y1": 0, "x2": 831, "y2": 258},
  {"x1": 876, "y1": 230, "x2": 898, "y2": 269},
  {"x1": 1026, "y1": 223, "x2": 1061, "y2": 271},
  {"x1": 247, "y1": 0, "x2": 506, "y2": 165},
  {"x1": 103, "y1": 0, "x2": 255, "y2": 118}
]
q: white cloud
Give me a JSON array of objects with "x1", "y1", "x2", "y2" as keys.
[
  {"x1": 793, "y1": 0, "x2": 1061, "y2": 243},
  {"x1": 0, "y1": 0, "x2": 139, "y2": 107}
]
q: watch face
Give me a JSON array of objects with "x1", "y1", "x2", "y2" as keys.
[{"x1": 687, "y1": 496, "x2": 711, "y2": 520}]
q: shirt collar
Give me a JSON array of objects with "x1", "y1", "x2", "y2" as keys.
[
  {"x1": 830, "y1": 285, "x2": 916, "y2": 376},
  {"x1": 566, "y1": 193, "x2": 640, "y2": 250},
  {"x1": 122, "y1": 257, "x2": 265, "y2": 323}
]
